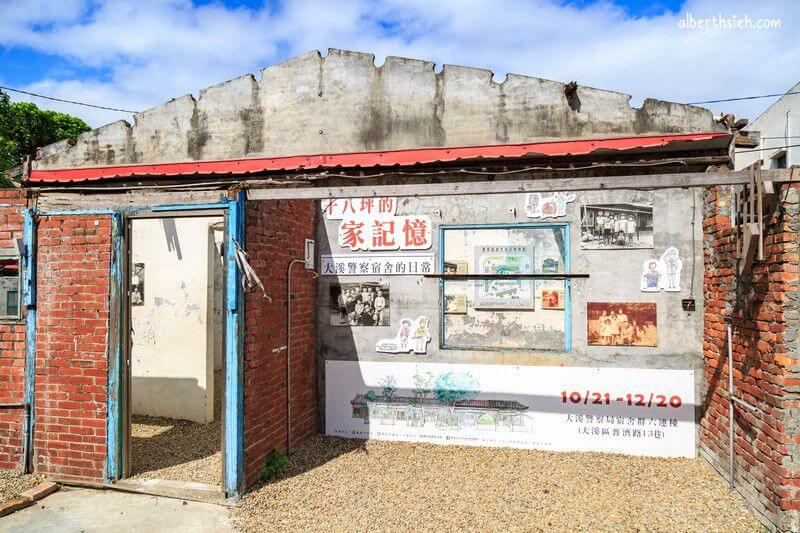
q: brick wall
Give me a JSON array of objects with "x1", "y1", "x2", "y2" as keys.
[
  {"x1": 33, "y1": 214, "x2": 111, "y2": 480},
  {"x1": 243, "y1": 199, "x2": 317, "y2": 487},
  {"x1": 702, "y1": 184, "x2": 800, "y2": 530},
  {"x1": 0, "y1": 190, "x2": 28, "y2": 470}
]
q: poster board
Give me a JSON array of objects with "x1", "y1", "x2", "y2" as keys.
[
  {"x1": 326, "y1": 361, "x2": 696, "y2": 458},
  {"x1": 474, "y1": 244, "x2": 534, "y2": 309}
]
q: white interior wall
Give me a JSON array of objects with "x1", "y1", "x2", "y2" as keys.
[
  {"x1": 130, "y1": 216, "x2": 223, "y2": 423},
  {"x1": 211, "y1": 228, "x2": 225, "y2": 370}
]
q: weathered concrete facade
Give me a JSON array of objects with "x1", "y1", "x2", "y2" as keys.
[
  {"x1": 33, "y1": 49, "x2": 719, "y2": 170},
  {"x1": 316, "y1": 188, "x2": 706, "y2": 414}
]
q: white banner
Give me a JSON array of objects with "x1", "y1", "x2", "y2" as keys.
[
  {"x1": 325, "y1": 361, "x2": 695, "y2": 458},
  {"x1": 321, "y1": 254, "x2": 435, "y2": 276}
]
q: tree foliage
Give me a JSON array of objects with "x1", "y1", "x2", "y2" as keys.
[
  {"x1": 433, "y1": 372, "x2": 480, "y2": 405},
  {"x1": 0, "y1": 89, "x2": 91, "y2": 179}
]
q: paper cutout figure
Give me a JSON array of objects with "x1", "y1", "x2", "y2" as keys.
[
  {"x1": 641, "y1": 260, "x2": 661, "y2": 292},
  {"x1": 525, "y1": 192, "x2": 576, "y2": 219},
  {"x1": 640, "y1": 247, "x2": 683, "y2": 292},
  {"x1": 377, "y1": 316, "x2": 431, "y2": 354}
]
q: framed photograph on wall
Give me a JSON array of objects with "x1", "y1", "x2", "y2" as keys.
[
  {"x1": 444, "y1": 294, "x2": 468, "y2": 314},
  {"x1": 587, "y1": 302, "x2": 657, "y2": 347},
  {"x1": 329, "y1": 282, "x2": 390, "y2": 326},
  {"x1": 580, "y1": 203, "x2": 654, "y2": 250}
]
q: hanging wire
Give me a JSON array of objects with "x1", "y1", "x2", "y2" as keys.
[
  {"x1": 0, "y1": 81, "x2": 797, "y2": 118},
  {"x1": 734, "y1": 142, "x2": 800, "y2": 154},
  {"x1": 0, "y1": 85, "x2": 139, "y2": 114},
  {"x1": 687, "y1": 91, "x2": 800, "y2": 105}
]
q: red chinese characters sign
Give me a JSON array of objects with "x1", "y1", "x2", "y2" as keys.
[
  {"x1": 323, "y1": 197, "x2": 397, "y2": 220},
  {"x1": 337, "y1": 215, "x2": 433, "y2": 251}
]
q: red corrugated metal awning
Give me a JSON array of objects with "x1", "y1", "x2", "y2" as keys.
[{"x1": 27, "y1": 132, "x2": 730, "y2": 185}]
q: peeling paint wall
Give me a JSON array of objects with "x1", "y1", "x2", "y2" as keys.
[
  {"x1": 33, "y1": 49, "x2": 720, "y2": 169},
  {"x1": 316, "y1": 189, "x2": 705, "y2": 422}
]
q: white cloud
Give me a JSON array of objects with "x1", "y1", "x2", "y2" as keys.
[{"x1": 0, "y1": 0, "x2": 797, "y2": 128}]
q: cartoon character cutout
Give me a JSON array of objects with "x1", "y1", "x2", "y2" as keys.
[
  {"x1": 376, "y1": 316, "x2": 431, "y2": 354},
  {"x1": 399, "y1": 319, "x2": 412, "y2": 349},
  {"x1": 412, "y1": 317, "x2": 431, "y2": 353},
  {"x1": 640, "y1": 247, "x2": 683, "y2": 292},
  {"x1": 661, "y1": 248, "x2": 682, "y2": 291},
  {"x1": 641, "y1": 260, "x2": 661, "y2": 292},
  {"x1": 525, "y1": 192, "x2": 576, "y2": 219}
]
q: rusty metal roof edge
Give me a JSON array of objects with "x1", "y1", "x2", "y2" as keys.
[{"x1": 27, "y1": 132, "x2": 732, "y2": 185}]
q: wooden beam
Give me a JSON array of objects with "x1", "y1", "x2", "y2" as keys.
[
  {"x1": 739, "y1": 223, "x2": 760, "y2": 275},
  {"x1": 247, "y1": 168, "x2": 792, "y2": 201},
  {"x1": 424, "y1": 273, "x2": 590, "y2": 280}
]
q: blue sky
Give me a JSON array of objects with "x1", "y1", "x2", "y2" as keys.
[{"x1": 0, "y1": 0, "x2": 795, "y2": 127}]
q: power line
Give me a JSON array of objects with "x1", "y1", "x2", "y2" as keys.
[
  {"x1": 734, "y1": 142, "x2": 800, "y2": 154},
  {"x1": 0, "y1": 85, "x2": 138, "y2": 114},
  {"x1": 688, "y1": 91, "x2": 800, "y2": 105},
  {"x1": 0, "y1": 82, "x2": 797, "y2": 119}
]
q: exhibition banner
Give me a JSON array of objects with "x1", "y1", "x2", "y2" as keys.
[{"x1": 325, "y1": 361, "x2": 696, "y2": 458}]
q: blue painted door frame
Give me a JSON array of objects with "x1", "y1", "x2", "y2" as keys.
[{"x1": 99, "y1": 195, "x2": 245, "y2": 496}]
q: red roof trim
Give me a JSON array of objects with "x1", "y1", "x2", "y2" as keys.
[{"x1": 27, "y1": 132, "x2": 729, "y2": 184}]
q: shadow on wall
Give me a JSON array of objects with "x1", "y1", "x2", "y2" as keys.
[
  {"x1": 162, "y1": 218, "x2": 183, "y2": 260},
  {"x1": 131, "y1": 376, "x2": 214, "y2": 423}
]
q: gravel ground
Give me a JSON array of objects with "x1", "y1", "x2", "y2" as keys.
[
  {"x1": 232, "y1": 436, "x2": 759, "y2": 532},
  {"x1": 129, "y1": 370, "x2": 223, "y2": 486},
  {"x1": 0, "y1": 470, "x2": 46, "y2": 505}
]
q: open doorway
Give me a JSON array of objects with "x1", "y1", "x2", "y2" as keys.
[{"x1": 124, "y1": 214, "x2": 226, "y2": 490}]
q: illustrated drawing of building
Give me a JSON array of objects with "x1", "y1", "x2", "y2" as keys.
[{"x1": 350, "y1": 394, "x2": 533, "y2": 432}]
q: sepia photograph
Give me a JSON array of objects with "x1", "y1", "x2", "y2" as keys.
[
  {"x1": 580, "y1": 203, "x2": 654, "y2": 250},
  {"x1": 330, "y1": 282, "x2": 390, "y2": 326},
  {"x1": 541, "y1": 289, "x2": 565, "y2": 310},
  {"x1": 444, "y1": 294, "x2": 468, "y2": 314},
  {"x1": 587, "y1": 302, "x2": 657, "y2": 347}
]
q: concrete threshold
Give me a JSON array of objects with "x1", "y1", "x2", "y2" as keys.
[{"x1": 53, "y1": 477, "x2": 233, "y2": 506}]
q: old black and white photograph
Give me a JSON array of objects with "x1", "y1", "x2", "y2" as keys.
[
  {"x1": 330, "y1": 282, "x2": 390, "y2": 326},
  {"x1": 580, "y1": 203, "x2": 654, "y2": 250}
]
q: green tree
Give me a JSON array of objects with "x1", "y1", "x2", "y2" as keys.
[
  {"x1": 0, "y1": 89, "x2": 91, "y2": 183},
  {"x1": 433, "y1": 371, "x2": 480, "y2": 405},
  {"x1": 379, "y1": 375, "x2": 397, "y2": 400},
  {"x1": 411, "y1": 368, "x2": 433, "y2": 403}
]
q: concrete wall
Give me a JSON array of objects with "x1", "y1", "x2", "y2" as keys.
[
  {"x1": 130, "y1": 216, "x2": 222, "y2": 424},
  {"x1": 735, "y1": 82, "x2": 800, "y2": 170},
  {"x1": 211, "y1": 229, "x2": 224, "y2": 371},
  {"x1": 316, "y1": 188, "x2": 705, "y2": 421},
  {"x1": 32, "y1": 49, "x2": 720, "y2": 170}
]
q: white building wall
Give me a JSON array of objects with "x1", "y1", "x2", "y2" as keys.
[{"x1": 735, "y1": 82, "x2": 800, "y2": 170}]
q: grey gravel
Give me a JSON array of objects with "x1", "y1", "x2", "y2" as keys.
[
  {"x1": 129, "y1": 370, "x2": 223, "y2": 486},
  {"x1": 232, "y1": 436, "x2": 759, "y2": 532},
  {"x1": 0, "y1": 470, "x2": 46, "y2": 505}
]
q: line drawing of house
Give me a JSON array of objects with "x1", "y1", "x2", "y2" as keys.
[{"x1": 350, "y1": 393, "x2": 534, "y2": 433}]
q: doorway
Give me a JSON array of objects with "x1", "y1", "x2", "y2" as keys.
[{"x1": 123, "y1": 214, "x2": 226, "y2": 490}]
